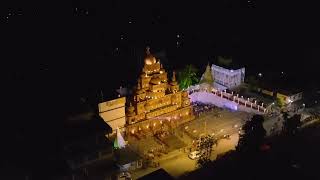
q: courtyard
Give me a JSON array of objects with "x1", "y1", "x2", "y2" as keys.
[{"x1": 128, "y1": 106, "x2": 250, "y2": 178}]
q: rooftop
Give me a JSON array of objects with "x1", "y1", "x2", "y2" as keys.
[
  {"x1": 116, "y1": 147, "x2": 141, "y2": 166},
  {"x1": 63, "y1": 113, "x2": 112, "y2": 143},
  {"x1": 64, "y1": 136, "x2": 113, "y2": 162}
]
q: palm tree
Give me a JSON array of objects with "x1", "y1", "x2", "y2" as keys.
[{"x1": 177, "y1": 64, "x2": 199, "y2": 90}]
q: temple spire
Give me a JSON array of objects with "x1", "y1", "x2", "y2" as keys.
[
  {"x1": 172, "y1": 71, "x2": 176, "y2": 82},
  {"x1": 200, "y1": 63, "x2": 213, "y2": 85},
  {"x1": 137, "y1": 78, "x2": 141, "y2": 90},
  {"x1": 114, "y1": 127, "x2": 126, "y2": 149},
  {"x1": 146, "y1": 46, "x2": 150, "y2": 55}
]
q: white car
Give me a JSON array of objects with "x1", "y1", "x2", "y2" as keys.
[
  {"x1": 118, "y1": 172, "x2": 131, "y2": 180},
  {"x1": 188, "y1": 151, "x2": 201, "y2": 160}
]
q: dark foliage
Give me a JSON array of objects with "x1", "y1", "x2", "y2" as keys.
[
  {"x1": 282, "y1": 113, "x2": 302, "y2": 135},
  {"x1": 196, "y1": 135, "x2": 216, "y2": 168},
  {"x1": 237, "y1": 115, "x2": 266, "y2": 153}
]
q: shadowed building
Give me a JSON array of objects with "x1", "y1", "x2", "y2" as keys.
[{"x1": 62, "y1": 112, "x2": 113, "y2": 170}]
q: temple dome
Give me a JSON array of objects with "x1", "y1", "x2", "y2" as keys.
[
  {"x1": 145, "y1": 55, "x2": 156, "y2": 65},
  {"x1": 150, "y1": 76, "x2": 162, "y2": 85},
  {"x1": 144, "y1": 47, "x2": 157, "y2": 65}
]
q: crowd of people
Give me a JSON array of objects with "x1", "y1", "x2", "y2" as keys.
[{"x1": 192, "y1": 102, "x2": 222, "y2": 117}]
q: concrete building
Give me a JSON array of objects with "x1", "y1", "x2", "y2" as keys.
[
  {"x1": 98, "y1": 97, "x2": 126, "y2": 135},
  {"x1": 211, "y1": 64, "x2": 245, "y2": 90},
  {"x1": 276, "y1": 90, "x2": 303, "y2": 105},
  {"x1": 62, "y1": 112, "x2": 113, "y2": 170}
]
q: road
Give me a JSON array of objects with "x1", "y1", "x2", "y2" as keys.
[
  {"x1": 131, "y1": 109, "x2": 247, "y2": 179},
  {"x1": 130, "y1": 108, "x2": 308, "y2": 179}
]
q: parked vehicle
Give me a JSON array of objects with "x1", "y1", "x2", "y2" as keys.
[
  {"x1": 118, "y1": 171, "x2": 132, "y2": 180},
  {"x1": 223, "y1": 134, "x2": 230, "y2": 139},
  {"x1": 188, "y1": 151, "x2": 201, "y2": 160}
]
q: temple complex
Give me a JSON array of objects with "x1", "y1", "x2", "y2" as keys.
[{"x1": 125, "y1": 47, "x2": 194, "y2": 135}]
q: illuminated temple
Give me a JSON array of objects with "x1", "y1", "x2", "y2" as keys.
[{"x1": 125, "y1": 47, "x2": 194, "y2": 135}]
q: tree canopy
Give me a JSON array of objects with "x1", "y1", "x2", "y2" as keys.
[
  {"x1": 247, "y1": 75, "x2": 259, "y2": 91},
  {"x1": 282, "y1": 113, "x2": 301, "y2": 135},
  {"x1": 237, "y1": 115, "x2": 266, "y2": 153},
  {"x1": 217, "y1": 56, "x2": 232, "y2": 67},
  {"x1": 177, "y1": 64, "x2": 199, "y2": 90}
]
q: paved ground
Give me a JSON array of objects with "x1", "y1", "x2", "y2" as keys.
[
  {"x1": 130, "y1": 109, "x2": 248, "y2": 179},
  {"x1": 130, "y1": 107, "x2": 311, "y2": 179}
]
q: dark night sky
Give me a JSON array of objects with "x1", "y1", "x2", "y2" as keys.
[
  {"x1": 2, "y1": 0, "x2": 319, "y2": 102},
  {"x1": 1, "y1": 0, "x2": 320, "y2": 178},
  {"x1": 2, "y1": 1, "x2": 320, "y2": 113}
]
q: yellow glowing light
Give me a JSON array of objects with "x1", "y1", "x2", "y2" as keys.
[{"x1": 145, "y1": 59, "x2": 152, "y2": 65}]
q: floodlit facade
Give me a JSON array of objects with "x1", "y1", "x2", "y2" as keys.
[
  {"x1": 211, "y1": 64, "x2": 245, "y2": 90},
  {"x1": 98, "y1": 97, "x2": 126, "y2": 134},
  {"x1": 125, "y1": 47, "x2": 194, "y2": 135},
  {"x1": 277, "y1": 91, "x2": 303, "y2": 105}
]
